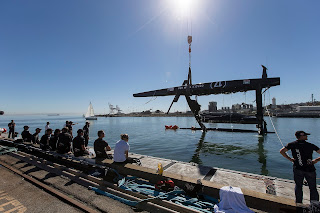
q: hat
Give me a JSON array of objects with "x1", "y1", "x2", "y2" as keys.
[
  {"x1": 36, "y1": 128, "x2": 42, "y2": 131},
  {"x1": 23, "y1": 125, "x2": 29, "y2": 129},
  {"x1": 295, "y1": 131, "x2": 310, "y2": 138}
]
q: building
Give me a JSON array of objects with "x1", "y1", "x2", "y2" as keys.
[
  {"x1": 272, "y1": 97, "x2": 276, "y2": 109},
  {"x1": 297, "y1": 106, "x2": 320, "y2": 112},
  {"x1": 208, "y1": 101, "x2": 217, "y2": 112}
]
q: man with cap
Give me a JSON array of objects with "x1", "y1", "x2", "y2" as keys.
[
  {"x1": 280, "y1": 131, "x2": 320, "y2": 204},
  {"x1": 32, "y1": 128, "x2": 42, "y2": 144},
  {"x1": 21, "y1": 126, "x2": 33, "y2": 142}
]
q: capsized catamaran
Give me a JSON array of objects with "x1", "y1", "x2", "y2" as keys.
[{"x1": 85, "y1": 102, "x2": 97, "y2": 120}]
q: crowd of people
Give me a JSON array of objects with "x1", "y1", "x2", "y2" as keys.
[{"x1": 7, "y1": 120, "x2": 131, "y2": 164}]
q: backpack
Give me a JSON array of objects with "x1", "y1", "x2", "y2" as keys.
[{"x1": 155, "y1": 178, "x2": 175, "y2": 191}]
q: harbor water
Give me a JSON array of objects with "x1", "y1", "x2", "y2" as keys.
[{"x1": 1, "y1": 115, "x2": 320, "y2": 183}]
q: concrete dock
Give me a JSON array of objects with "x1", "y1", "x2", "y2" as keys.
[{"x1": 0, "y1": 133, "x2": 317, "y2": 212}]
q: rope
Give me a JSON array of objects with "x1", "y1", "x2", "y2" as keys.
[
  {"x1": 144, "y1": 91, "x2": 157, "y2": 104},
  {"x1": 265, "y1": 90, "x2": 284, "y2": 147}
]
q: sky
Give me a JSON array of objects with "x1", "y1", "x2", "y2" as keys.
[{"x1": 1, "y1": 0, "x2": 320, "y2": 115}]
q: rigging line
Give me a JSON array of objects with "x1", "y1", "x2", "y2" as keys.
[
  {"x1": 144, "y1": 91, "x2": 157, "y2": 104},
  {"x1": 265, "y1": 90, "x2": 284, "y2": 147}
]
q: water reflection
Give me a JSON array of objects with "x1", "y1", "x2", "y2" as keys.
[
  {"x1": 190, "y1": 132, "x2": 269, "y2": 176},
  {"x1": 257, "y1": 136, "x2": 268, "y2": 176},
  {"x1": 190, "y1": 131, "x2": 206, "y2": 164}
]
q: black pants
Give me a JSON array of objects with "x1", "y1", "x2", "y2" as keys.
[
  {"x1": 8, "y1": 129, "x2": 14, "y2": 139},
  {"x1": 113, "y1": 157, "x2": 138, "y2": 165},
  {"x1": 294, "y1": 167, "x2": 319, "y2": 203}
]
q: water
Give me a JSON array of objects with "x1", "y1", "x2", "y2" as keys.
[{"x1": 1, "y1": 115, "x2": 320, "y2": 182}]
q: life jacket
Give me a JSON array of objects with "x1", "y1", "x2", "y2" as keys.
[{"x1": 155, "y1": 178, "x2": 175, "y2": 191}]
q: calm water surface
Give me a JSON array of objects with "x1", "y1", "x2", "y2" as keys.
[{"x1": 2, "y1": 115, "x2": 320, "y2": 182}]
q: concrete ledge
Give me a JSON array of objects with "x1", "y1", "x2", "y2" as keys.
[{"x1": 99, "y1": 159, "x2": 296, "y2": 212}]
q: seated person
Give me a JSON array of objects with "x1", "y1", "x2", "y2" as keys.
[
  {"x1": 49, "y1": 129, "x2": 60, "y2": 151},
  {"x1": 40, "y1": 128, "x2": 52, "y2": 150},
  {"x1": 113, "y1": 134, "x2": 132, "y2": 164},
  {"x1": 21, "y1": 126, "x2": 33, "y2": 142},
  {"x1": 56, "y1": 127, "x2": 72, "y2": 154},
  {"x1": 72, "y1": 129, "x2": 88, "y2": 157},
  {"x1": 32, "y1": 128, "x2": 42, "y2": 144},
  {"x1": 94, "y1": 130, "x2": 111, "y2": 159}
]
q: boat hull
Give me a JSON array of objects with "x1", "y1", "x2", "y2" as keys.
[{"x1": 85, "y1": 117, "x2": 97, "y2": 120}]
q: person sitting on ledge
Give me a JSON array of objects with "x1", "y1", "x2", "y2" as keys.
[
  {"x1": 113, "y1": 134, "x2": 133, "y2": 164},
  {"x1": 73, "y1": 129, "x2": 88, "y2": 157},
  {"x1": 56, "y1": 127, "x2": 72, "y2": 154},
  {"x1": 94, "y1": 130, "x2": 111, "y2": 160},
  {"x1": 49, "y1": 129, "x2": 60, "y2": 151},
  {"x1": 40, "y1": 128, "x2": 52, "y2": 150},
  {"x1": 21, "y1": 126, "x2": 33, "y2": 142},
  {"x1": 32, "y1": 128, "x2": 42, "y2": 144}
]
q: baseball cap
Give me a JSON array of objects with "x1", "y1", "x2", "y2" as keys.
[{"x1": 295, "y1": 131, "x2": 310, "y2": 138}]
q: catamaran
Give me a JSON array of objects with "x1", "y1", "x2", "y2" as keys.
[{"x1": 85, "y1": 102, "x2": 97, "y2": 120}]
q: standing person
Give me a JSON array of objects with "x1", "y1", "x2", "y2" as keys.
[
  {"x1": 21, "y1": 126, "x2": 33, "y2": 142},
  {"x1": 49, "y1": 129, "x2": 60, "y2": 151},
  {"x1": 56, "y1": 127, "x2": 72, "y2": 154},
  {"x1": 94, "y1": 130, "x2": 111, "y2": 159},
  {"x1": 280, "y1": 131, "x2": 320, "y2": 204},
  {"x1": 45, "y1": 122, "x2": 50, "y2": 131},
  {"x1": 32, "y1": 128, "x2": 42, "y2": 144},
  {"x1": 113, "y1": 134, "x2": 131, "y2": 164},
  {"x1": 67, "y1": 121, "x2": 76, "y2": 137},
  {"x1": 73, "y1": 129, "x2": 88, "y2": 157},
  {"x1": 83, "y1": 122, "x2": 90, "y2": 147},
  {"x1": 64, "y1": 121, "x2": 69, "y2": 128},
  {"x1": 8, "y1": 120, "x2": 15, "y2": 139},
  {"x1": 40, "y1": 128, "x2": 52, "y2": 150}
]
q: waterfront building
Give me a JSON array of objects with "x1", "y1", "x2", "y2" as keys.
[
  {"x1": 296, "y1": 106, "x2": 320, "y2": 112},
  {"x1": 272, "y1": 97, "x2": 276, "y2": 109},
  {"x1": 208, "y1": 101, "x2": 217, "y2": 112}
]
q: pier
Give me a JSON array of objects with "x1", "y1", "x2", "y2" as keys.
[{"x1": 1, "y1": 134, "x2": 316, "y2": 212}]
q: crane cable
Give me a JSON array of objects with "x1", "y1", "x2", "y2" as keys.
[{"x1": 265, "y1": 89, "x2": 284, "y2": 147}]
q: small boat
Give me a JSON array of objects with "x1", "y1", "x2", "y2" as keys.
[
  {"x1": 85, "y1": 102, "x2": 97, "y2": 120},
  {"x1": 165, "y1": 125, "x2": 179, "y2": 130}
]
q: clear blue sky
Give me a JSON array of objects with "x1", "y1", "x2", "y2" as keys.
[{"x1": 1, "y1": 0, "x2": 319, "y2": 115}]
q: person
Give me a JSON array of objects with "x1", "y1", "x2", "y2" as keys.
[
  {"x1": 94, "y1": 130, "x2": 111, "y2": 159},
  {"x1": 83, "y1": 122, "x2": 90, "y2": 147},
  {"x1": 49, "y1": 129, "x2": 61, "y2": 151},
  {"x1": 113, "y1": 134, "x2": 131, "y2": 164},
  {"x1": 40, "y1": 128, "x2": 52, "y2": 150},
  {"x1": 64, "y1": 121, "x2": 69, "y2": 128},
  {"x1": 67, "y1": 121, "x2": 76, "y2": 137},
  {"x1": 72, "y1": 129, "x2": 88, "y2": 157},
  {"x1": 56, "y1": 127, "x2": 72, "y2": 154},
  {"x1": 21, "y1": 126, "x2": 33, "y2": 142},
  {"x1": 280, "y1": 131, "x2": 320, "y2": 204},
  {"x1": 8, "y1": 120, "x2": 15, "y2": 139},
  {"x1": 32, "y1": 128, "x2": 42, "y2": 144},
  {"x1": 45, "y1": 122, "x2": 50, "y2": 131}
]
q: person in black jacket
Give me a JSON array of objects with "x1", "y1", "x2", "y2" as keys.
[
  {"x1": 40, "y1": 128, "x2": 52, "y2": 150},
  {"x1": 56, "y1": 127, "x2": 72, "y2": 154},
  {"x1": 21, "y1": 126, "x2": 33, "y2": 142},
  {"x1": 32, "y1": 128, "x2": 42, "y2": 144},
  {"x1": 83, "y1": 122, "x2": 90, "y2": 147},
  {"x1": 94, "y1": 130, "x2": 111, "y2": 160},
  {"x1": 49, "y1": 129, "x2": 61, "y2": 151},
  {"x1": 73, "y1": 129, "x2": 88, "y2": 157},
  {"x1": 8, "y1": 120, "x2": 15, "y2": 139}
]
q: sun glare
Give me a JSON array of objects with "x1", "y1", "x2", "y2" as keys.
[{"x1": 171, "y1": 0, "x2": 194, "y2": 19}]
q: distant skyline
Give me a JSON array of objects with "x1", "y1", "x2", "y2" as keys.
[{"x1": 1, "y1": 0, "x2": 320, "y2": 115}]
